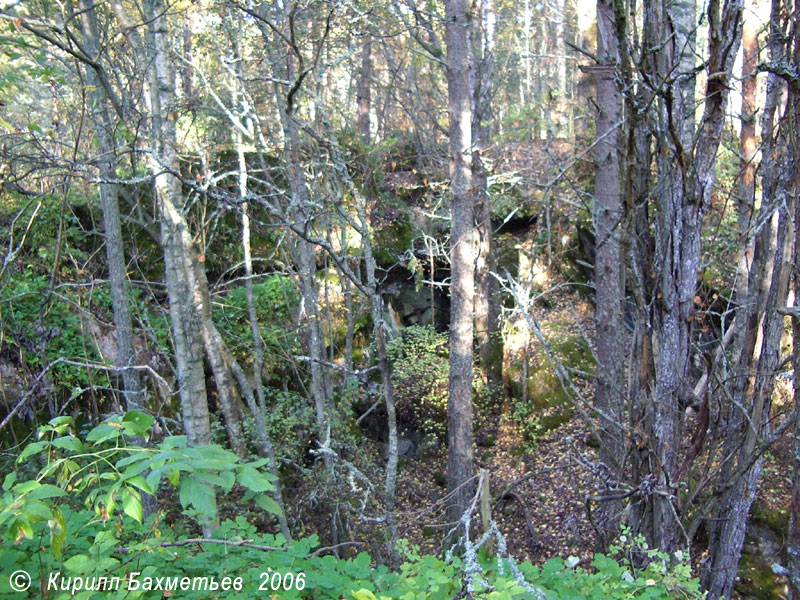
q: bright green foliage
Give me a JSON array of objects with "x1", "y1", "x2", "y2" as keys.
[
  {"x1": 387, "y1": 325, "x2": 499, "y2": 441},
  {"x1": 387, "y1": 325, "x2": 451, "y2": 439},
  {"x1": 0, "y1": 273, "x2": 110, "y2": 394},
  {"x1": 0, "y1": 195, "x2": 91, "y2": 272},
  {"x1": 213, "y1": 274, "x2": 300, "y2": 379},
  {"x1": 0, "y1": 412, "x2": 281, "y2": 552},
  {"x1": 0, "y1": 414, "x2": 703, "y2": 600},
  {"x1": 0, "y1": 512, "x2": 703, "y2": 599}
]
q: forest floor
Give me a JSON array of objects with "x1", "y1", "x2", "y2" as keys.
[
  {"x1": 336, "y1": 284, "x2": 603, "y2": 568},
  {"x1": 342, "y1": 278, "x2": 794, "y2": 598}
]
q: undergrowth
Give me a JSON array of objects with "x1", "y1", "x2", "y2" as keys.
[{"x1": 0, "y1": 413, "x2": 703, "y2": 600}]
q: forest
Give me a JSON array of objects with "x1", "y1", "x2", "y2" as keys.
[{"x1": 0, "y1": 0, "x2": 798, "y2": 598}]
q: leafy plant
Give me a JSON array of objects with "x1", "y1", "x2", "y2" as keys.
[
  {"x1": 387, "y1": 325, "x2": 451, "y2": 440},
  {"x1": 0, "y1": 273, "x2": 111, "y2": 394},
  {"x1": 387, "y1": 326, "x2": 501, "y2": 442},
  {"x1": 213, "y1": 274, "x2": 300, "y2": 382},
  {"x1": 0, "y1": 417, "x2": 703, "y2": 600},
  {"x1": 0, "y1": 412, "x2": 282, "y2": 556}
]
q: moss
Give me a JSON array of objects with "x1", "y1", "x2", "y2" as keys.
[
  {"x1": 373, "y1": 211, "x2": 414, "y2": 266},
  {"x1": 734, "y1": 553, "x2": 785, "y2": 600},
  {"x1": 511, "y1": 335, "x2": 595, "y2": 445},
  {"x1": 750, "y1": 503, "x2": 790, "y2": 539}
]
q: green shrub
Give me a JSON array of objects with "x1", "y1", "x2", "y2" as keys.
[
  {"x1": 0, "y1": 421, "x2": 703, "y2": 599},
  {"x1": 386, "y1": 326, "x2": 501, "y2": 441},
  {"x1": 0, "y1": 273, "x2": 111, "y2": 394},
  {"x1": 387, "y1": 325, "x2": 450, "y2": 439},
  {"x1": 213, "y1": 274, "x2": 300, "y2": 382}
]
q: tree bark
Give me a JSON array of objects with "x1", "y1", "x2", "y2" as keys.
[
  {"x1": 357, "y1": 37, "x2": 372, "y2": 143},
  {"x1": 472, "y1": 0, "x2": 500, "y2": 389},
  {"x1": 76, "y1": 2, "x2": 146, "y2": 416},
  {"x1": 791, "y1": 59, "x2": 800, "y2": 596},
  {"x1": 591, "y1": 0, "x2": 626, "y2": 551},
  {"x1": 445, "y1": 0, "x2": 476, "y2": 537},
  {"x1": 636, "y1": 0, "x2": 743, "y2": 557},
  {"x1": 76, "y1": 0, "x2": 157, "y2": 520},
  {"x1": 703, "y1": 3, "x2": 795, "y2": 596},
  {"x1": 788, "y1": 5, "x2": 800, "y2": 594},
  {"x1": 142, "y1": 0, "x2": 217, "y2": 535}
]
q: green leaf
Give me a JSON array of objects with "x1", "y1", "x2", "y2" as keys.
[
  {"x1": 52, "y1": 436, "x2": 82, "y2": 452},
  {"x1": 21, "y1": 500, "x2": 51, "y2": 521},
  {"x1": 121, "y1": 410, "x2": 154, "y2": 437},
  {"x1": 195, "y1": 470, "x2": 235, "y2": 492},
  {"x1": 47, "y1": 415, "x2": 72, "y2": 429},
  {"x1": 2, "y1": 472, "x2": 16, "y2": 491},
  {"x1": 145, "y1": 467, "x2": 164, "y2": 493},
  {"x1": 116, "y1": 453, "x2": 151, "y2": 468},
  {"x1": 254, "y1": 494, "x2": 283, "y2": 517},
  {"x1": 121, "y1": 487, "x2": 142, "y2": 523},
  {"x1": 11, "y1": 517, "x2": 33, "y2": 542},
  {"x1": 26, "y1": 484, "x2": 67, "y2": 501},
  {"x1": 13, "y1": 480, "x2": 41, "y2": 495},
  {"x1": 63, "y1": 554, "x2": 91, "y2": 574},
  {"x1": 179, "y1": 475, "x2": 216, "y2": 516},
  {"x1": 85, "y1": 422, "x2": 123, "y2": 444},
  {"x1": 122, "y1": 475, "x2": 153, "y2": 496},
  {"x1": 120, "y1": 461, "x2": 150, "y2": 481},
  {"x1": 17, "y1": 440, "x2": 48, "y2": 463},
  {"x1": 237, "y1": 466, "x2": 275, "y2": 493},
  {"x1": 48, "y1": 507, "x2": 67, "y2": 560},
  {"x1": 26, "y1": 122, "x2": 42, "y2": 134},
  {"x1": 160, "y1": 435, "x2": 188, "y2": 449}
]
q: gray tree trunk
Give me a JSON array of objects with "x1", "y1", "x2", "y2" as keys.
[
  {"x1": 76, "y1": 0, "x2": 156, "y2": 520},
  {"x1": 673, "y1": 0, "x2": 698, "y2": 145},
  {"x1": 445, "y1": 0, "x2": 476, "y2": 536},
  {"x1": 636, "y1": 0, "x2": 743, "y2": 557},
  {"x1": 703, "y1": 2, "x2": 793, "y2": 595},
  {"x1": 357, "y1": 37, "x2": 372, "y2": 143},
  {"x1": 591, "y1": 0, "x2": 626, "y2": 551},
  {"x1": 142, "y1": 0, "x2": 217, "y2": 535},
  {"x1": 143, "y1": 0, "x2": 212, "y2": 450},
  {"x1": 472, "y1": 0, "x2": 500, "y2": 390},
  {"x1": 76, "y1": 2, "x2": 146, "y2": 416}
]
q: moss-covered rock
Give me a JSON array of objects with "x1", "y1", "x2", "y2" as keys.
[{"x1": 507, "y1": 335, "x2": 595, "y2": 445}]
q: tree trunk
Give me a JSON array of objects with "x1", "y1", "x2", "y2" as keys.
[
  {"x1": 632, "y1": 0, "x2": 743, "y2": 557},
  {"x1": 791, "y1": 69, "x2": 800, "y2": 597},
  {"x1": 703, "y1": 3, "x2": 794, "y2": 596},
  {"x1": 591, "y1": 0, "x2": 626, "y2": 551},
  {"x1": 357, "y1": 37, "x2": 372, "y2": 143},
  {"x1": 143, "y1": 0, "x2": 217, "y2": 536},
  {"x1": 673, "y1": 0, "x2": 697, "y2": 145},
  {"x1": 472, "y1": 0, "x2": 500, "y2": 389},
  {"x1": 788, "y1": 6, "x2": 800, "y2": 594},
  {"x1": 77, "y1": 2, "x2": 146, "y2": 416},
  {"x1": 445, "y1": 0, "x2": 476, "y2": 538},
  {"x1": 76, "y1": 0, "x2": 157, "y2": 519}
]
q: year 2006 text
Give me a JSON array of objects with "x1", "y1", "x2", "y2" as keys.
[{"x1": 259, "y1": 570, "x2": 307, "y2": 593}]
